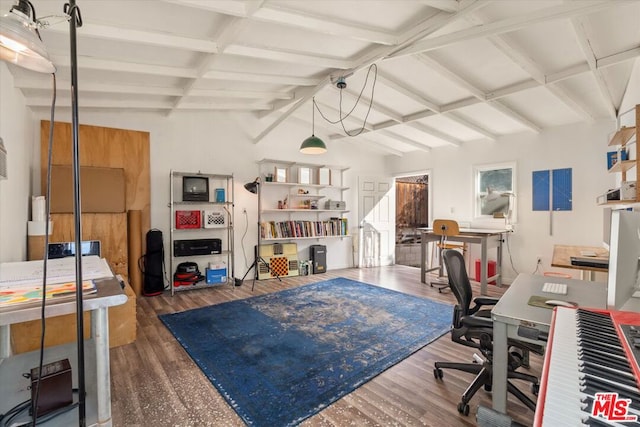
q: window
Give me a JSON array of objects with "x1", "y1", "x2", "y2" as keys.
[{"x1": 474, "y1": 162, "x2": 516, "y2": 221}]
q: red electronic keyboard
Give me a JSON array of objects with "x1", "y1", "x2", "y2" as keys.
[{"x1": 535, "y1": 307, "x2": 640, "y2": 426}]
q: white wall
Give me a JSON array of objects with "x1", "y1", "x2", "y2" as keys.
[
  {"x1": 387, "y1": 119, "x2": 618, "y2": 282},
  {"x1": 0, "y1": 62, "x2": 35, "y2": 262},
  {"x1": 26, "y1": 108, "x2": 387, "y2": 277}
]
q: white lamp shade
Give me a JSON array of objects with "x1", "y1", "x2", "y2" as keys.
[{"x1": 0, "y1": 8, "x2": 55, "y2": 73}]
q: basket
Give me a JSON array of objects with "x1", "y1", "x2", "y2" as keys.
[
  {"x1": 203, "y1": 210, "x2": 226, "y2": 228},
  {"x1": 175, "y1": 210, "x2": 202, "y2": 229}
]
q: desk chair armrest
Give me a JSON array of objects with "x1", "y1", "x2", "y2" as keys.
[{"x1": 469, "y1": 297, "x2": 499, "y2": 314}]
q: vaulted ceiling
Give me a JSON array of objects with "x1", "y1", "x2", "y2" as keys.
[{"x1": 3, "y1": 0, "x2": 639, "y2": 155}]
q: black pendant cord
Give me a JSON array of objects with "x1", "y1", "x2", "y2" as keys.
[{"x1": 64, "y1": 1, "x2": 85, "y2": 426}]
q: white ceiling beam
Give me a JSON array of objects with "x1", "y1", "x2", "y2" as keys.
[
  {"x1": 570, "y1": 16, "x2": 617, "y2": 118},
  {"x1": 224, "y1": 45, "x2": 354, "y2": 69},
  {"x1": 378, "y1": 130, "x2": 433, "y2": 152},
  {"x1": 189, "y1": 89, "x2": 293, "y2": 100},
  {"x1": 203, "y1": 70, "x2": 319, "y2": 86},
  {"x1": 162, "y1": 0, "x2": 256, "y2": 17},
  {"x1": 443, "y1": 112, "x2": 497, "y2": 141},
  {"x1": 417, "y1": 0, "x2": 461, "y2": 13},
  {"x1": 414, "y1": 53, "x2": 542, "y2": 131},
  {"x1": 170, "y1": 17, "x2": 248, "y2": 113},
  {"x1": 253, "y1": 78, "x2": 330, "y2": 143},
  {"x1": 376, "y1": 72, "x2": 441, "y2": 113},
  {"x1": 24, "y1": 97, "x2": 272, "y2": 110},
  {"x1": 414, "y1": 54, "x2": 485, "y2": 99},
  {"x1": 253, "y1": 1, "x2": 486, "y2": 142},
  {"x1": 489, "y1": 100, "x2": 542, "y2": 133},
  {"x1": 14, "y1": 78, "x2": 185, "y2": 97},
  {"x1": 376, "y1": 70, "x2": 496, "y2": 139},
  {"x1": 597, "y1": 47, "x2": 640, "y2": 68},
  {"x1": 408, "y1": 122, "x2": 463, "y2": 146},
  {"x1": 390, "y1": 1, "x2": 619, "y2": 58},
  {"x1": 485, "y1": 33, "x2": 595, "y2": 122},
  {"x1": 251, "y1": 4, "x2": 397, "y2": 45},
  {"x1": 47, "y1": 22, "x2": 219, "y2": 53},
  {"x1": 50, "y1": 55, "x2": 198, "y2": 78}
]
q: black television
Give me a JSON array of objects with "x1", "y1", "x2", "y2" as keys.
[{"x1": 182, "y1": 175, "x2": 209, "y2": 202}]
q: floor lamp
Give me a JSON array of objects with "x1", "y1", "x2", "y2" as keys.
[
  {"x1": 0, "y1": 1, "x2": 87, "y2": 425},
  {"x1": 241, "y1": 178, "x2": 280, "y2": 290}
]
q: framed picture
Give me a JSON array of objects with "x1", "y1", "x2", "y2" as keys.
[
  {"x1": 318, "y1": 167, "x2": 330, "y2": 185},
  {"x1": 275, "y1": 167, "x2": 288, "y2": 183},
  {"x1": 299, "y1": 167, "x2": 311, "y2": 184}
]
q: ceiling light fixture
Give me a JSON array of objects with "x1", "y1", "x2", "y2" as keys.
[
  {"x1": 315, "y1": 63, "x2": 378, "y2": 137},
  {"x1": 299, "y1": 96, "x2": 327, "y2": 154},
  {"x1": 0, "y1": 0, "x2": 55, "y2": 73}
]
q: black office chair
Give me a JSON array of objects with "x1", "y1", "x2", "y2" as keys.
[{"x1": 433, "y1": 249, "x2": 541, "y2": 416}]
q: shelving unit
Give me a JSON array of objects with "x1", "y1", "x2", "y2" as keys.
[
  {"x1": 169, "y1": 170, "x2": 234, "y2": 295},
  {"x1": 600, "y1": 104, "x2": 639, "y2": 205},
  {"x1": 257, "y1": 159, "x2": 350, "y2": 241}
]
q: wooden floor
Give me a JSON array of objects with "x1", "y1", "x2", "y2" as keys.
[{"x1": 110, "y1": 265, "x2": 541, "y2": 426}]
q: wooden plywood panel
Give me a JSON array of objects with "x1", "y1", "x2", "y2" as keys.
[
  {"x1": 51, "y1": 213, "x2": 128, "y2": 278},
  {"x1": 40, "y1": 120, "x2": 150, "y2": 278}
]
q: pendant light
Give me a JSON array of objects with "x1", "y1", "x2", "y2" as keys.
[{"x1": 299, "y1": 97, "x2": 327, "y2": 154}]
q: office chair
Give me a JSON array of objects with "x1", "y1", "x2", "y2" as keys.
[
  {"x1": 429, "y1": 219, "x2": 466, "y2": 292},
  {"x1": 433, "y1": 249, "x2": 541, "y2": 416}
]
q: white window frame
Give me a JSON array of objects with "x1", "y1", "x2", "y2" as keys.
[{"x1": 473, "y1": 161, "x2": 517, "y2": 223}]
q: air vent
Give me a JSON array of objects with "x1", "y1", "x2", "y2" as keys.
[{"x1": 0, "y1": 137, "x2": 7, "y2": 180}]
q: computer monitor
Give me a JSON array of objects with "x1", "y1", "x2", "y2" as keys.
[{"x1": 607, "y1": 210, "x2": 640, "y2": 309}]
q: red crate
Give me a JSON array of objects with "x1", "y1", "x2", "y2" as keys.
[
  {"x1": 474, "y1": 259, "x2": 497, "y2": 285},
  {"x1": 176, "y1": 210, "x2": 201, "y2": 229}
]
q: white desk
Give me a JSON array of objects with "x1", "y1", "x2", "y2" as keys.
[
  {"x1": 419, "y1": 227, "x2": 509, "y2": 295},
  {"x1": 490, "y1": 274, "x2": 607, "y2": 414},
  {"x1": 0, "y1": 277, "x2": 127, "y2": 426}
]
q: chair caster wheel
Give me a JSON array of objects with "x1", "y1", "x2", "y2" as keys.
[
  {"x1": 484, "y1": 383, "x2": 492, "y2": 392},
  {"x1": 531, "y1": 383, "x2": 540, "y2": 395},
  {"x1": 457, "y1": 402, "x2": 470, "y2": 416},
  {"x1": 433, "y1": 368, "x2": 443, "y2": 380}
]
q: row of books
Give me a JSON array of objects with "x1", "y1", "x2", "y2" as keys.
[{"x1": 260, "y1": 218, "x2": 348, "y2": 239}]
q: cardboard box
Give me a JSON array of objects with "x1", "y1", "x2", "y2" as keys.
[
  {"x1": 50, "y1": 165, "x2": 125, "y2": 213},
  {"x1": 10, "y1": 282, "x2": 137, "y2": 353},
  {"x1": 621, "y1": 181, "x2": 637, "y2": 200}
]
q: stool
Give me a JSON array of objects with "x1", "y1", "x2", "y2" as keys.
[{"x1": 429, "y1": 219, "x2": 465, "y2": 292}]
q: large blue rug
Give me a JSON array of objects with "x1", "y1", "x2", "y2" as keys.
[{"x1": 159, "y1": 277, "x2": 452, "y2": 426}]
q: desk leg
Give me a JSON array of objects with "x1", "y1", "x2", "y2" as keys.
[
  {"x1": 91, "y1": 307, "x2": 112, "y2": 426},
  {"x1": 481, "y1": 238, "x2": 488, "y2": 295},
  {"x1": 421, "y1": 238, "x2": 427, "y2": 284},
  {"x1": 496, "y1": 235, "x2": 503, "y2": 288},
  {"x1": 492, "y1": 320, "x2": 508, "y2": 413},
  {"x1": 0, "y1": 324, "x2": 10, "y2": 359}
]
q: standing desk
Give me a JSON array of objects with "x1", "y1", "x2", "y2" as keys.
[
  {"x1": 490, "y1": 273, "x2": 607, "y2": 413},
  {"x1": 419, "y1": 227, "x2": 509, "y2": 295},
  {"x1": 0, "y1": 276, "x2": 127, "y2": 426},
  {"x1": 550, "y1": 244, "x2": 608, "y2": 281}
]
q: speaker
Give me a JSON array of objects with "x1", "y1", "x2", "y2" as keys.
[{"x1": 310, "y1": 244, "x2": 326, "y2": 274}]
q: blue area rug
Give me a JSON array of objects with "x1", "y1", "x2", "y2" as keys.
[{"x1": 159, "y1": 277, "x2": 452, "y2": 426}]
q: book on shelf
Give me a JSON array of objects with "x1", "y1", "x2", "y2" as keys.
[{"x1": 260, "y1": 218, "x2": 348, "y2": 239}]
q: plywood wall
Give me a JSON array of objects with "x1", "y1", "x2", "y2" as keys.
[{"x1": 40, "y1": 121, "x2": 150, "y2": 290}]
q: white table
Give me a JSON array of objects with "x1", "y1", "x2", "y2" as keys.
[
  {"x1": 490, "y1": 273, "x2": 607, "y2": 414},
  {"x1": 0, "y1": 276, "x2": 127, "y2": 426},
  {"x1": 419, "y1": 227, "x2": 509, "y2": 295}
]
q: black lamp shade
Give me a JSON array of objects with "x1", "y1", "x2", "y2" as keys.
[{"x1": 244, "y1": 180, "x2": 259, "y2": 194}]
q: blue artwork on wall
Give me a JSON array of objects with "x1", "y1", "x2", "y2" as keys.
[{"x1": 532, "y1": 168, "x2": 572, "y2": 211}]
